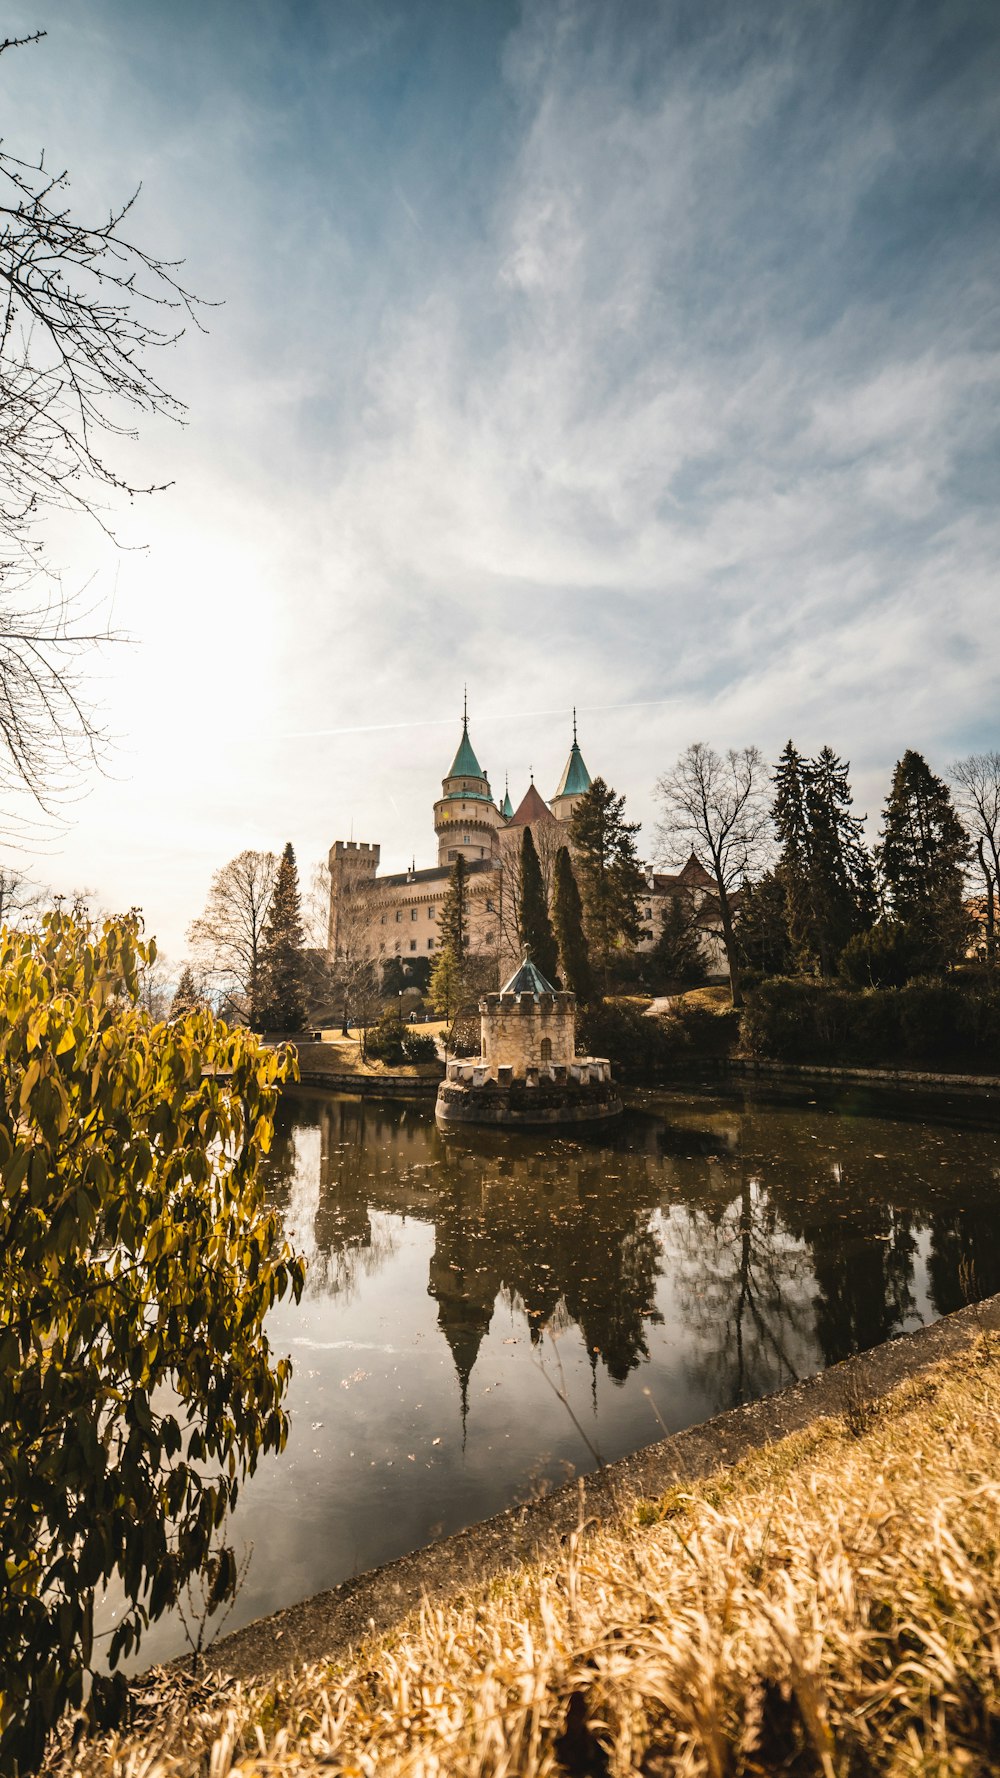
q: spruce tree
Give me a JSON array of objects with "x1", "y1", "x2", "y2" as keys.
[
  {"x1": 257, "y1": 841, "x2": 307, "y2": 1030},
  {"x1": 438, "y1": 854, "x2": 470, "y2": 962},
  {"x1": 772, "y1": 741, "x2": 816, "y2": 970},
  {"x1": 773, "y1": 741, "x2": 877, "y2": 976},
  {"x1": 734, "y1": 869, "x2": 794, "y2": 977},
  {"x1": 568, "y1": 777, "x2": 645, "y2": 989},
  {"x1": 651, "y1": 892, "x2": 708, "y2": 990},
  {"x1": 517, "y1": 827, "x2": 559, "y2": 983},
  {"x1": 879, "y1": 750, "x2": 971, "y2": 970},
  {"x1": 552, "y1": 845, "x2": 594, "y2": 1003},
  {"x1": 170, "y1": 963, "x2": 201, "y2": 1018}
]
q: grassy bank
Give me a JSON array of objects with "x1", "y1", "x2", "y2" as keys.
[{"x1": 50, "y1": 1331, "x2": 1000, "y2": 1776}]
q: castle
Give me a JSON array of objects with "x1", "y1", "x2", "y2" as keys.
[{"x1": 327, "y1": 704, "x2": 729, "y2": 979}]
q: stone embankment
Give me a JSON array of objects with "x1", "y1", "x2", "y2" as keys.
[
  {"x1": 708, "y1": 1054, "x2": 1000, "y2": 1102},
  {"x1": 287, "y1": 1040, "x2": 443, "y2": 1098}
]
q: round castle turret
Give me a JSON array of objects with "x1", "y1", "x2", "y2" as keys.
[
  {"x1": 435, "y1": 956, "x2": 622, "y2": 1129},
  {"x1": 433, "y1": 702, "x2": 502, "y2": 867}
]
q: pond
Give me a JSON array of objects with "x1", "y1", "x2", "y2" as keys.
[{"x1": 128, "y1": 1083, "x2": 1000, "y2": 1669}]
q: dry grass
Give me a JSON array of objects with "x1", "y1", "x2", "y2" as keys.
[
  {"x1": 49, "y1": 1336, "x2": 1000, "y2": 1776},
  {"x1": 676, "y1": 985, "x2": 734, "y2": 1013}
]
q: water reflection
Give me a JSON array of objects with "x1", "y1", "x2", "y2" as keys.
[
  {"x1": 264, "y1": 1089, "x2": 1000, "y2": 1416},
  {"x1": 122, "y1": 1086, "x2": 1000, "y2": 1670}
]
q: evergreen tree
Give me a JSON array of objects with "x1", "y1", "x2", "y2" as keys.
[
  {"x1": 734, "y1": 869, "x2": 794, "y2": 977},
  {"x1": 170, "y1": 963, "x2": 201, "y2": 1018},
  {"x1": 651, "y1": 891, "x2": 708, "y2": 990},
  {"x1": 773, "y1": 741, "x2": 876, "y2": 976},
  {"x1": 879, "y1": 750, "x2": 971, "y2": 970},
  {"x1": 257, "y1": 841, "x2": 307, "y2": 1030},
  {"x1": 438, "y1": 854, "x2": 470, "y2": 962},
  {"x1": 772, "y1": 741, "x2": 816, "y2": 970},
  {"x1": 428, "y1": 945, "x2": 463, "y2": 1024},
  {"x1": 552, "y1": 845, "x2": 594, "y2": 1003},
  {"x1": 568, "y1": 777, "x2": 645, "y2": 989},
  {"x1": 517, "y1": 827, "x2": 559, "y2": 983}
]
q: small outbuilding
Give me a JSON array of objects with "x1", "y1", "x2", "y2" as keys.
[{"x1": 435, "y1": 957, "x2": 623, "y2": 1129}]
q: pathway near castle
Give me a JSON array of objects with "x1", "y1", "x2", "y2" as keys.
[{"x1": 104, "y1": 1085, "x2": 1000, "y2": 1672}]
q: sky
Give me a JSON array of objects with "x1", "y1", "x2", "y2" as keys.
[{"x1": 2, "y1": 0, "x2": 998, "y2": 959}]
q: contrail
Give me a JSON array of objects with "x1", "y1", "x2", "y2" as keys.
[{"x1": 277, "y1": 696, "x2": 675, "y2": 742}]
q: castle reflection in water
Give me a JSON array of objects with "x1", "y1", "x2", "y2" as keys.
[{"x1": 262, "y1": 1088, "x2": 1000, "y2": 1421}]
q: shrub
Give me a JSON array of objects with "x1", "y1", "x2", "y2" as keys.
[
  {"x1": 402, "y1": 1027, "x2": 438, "y2": 1063},
  {"x1": 740, "y1": 975, "x2": 1000, "y2": 1070},
  {"x1": 0, "y1": 913, "x2": 305, "y2": 1772},
  {"x1": 577, "y1": 998, "x2": 686, "y2": 1081},
  {"x1": 839, "y1": 920, "x2": 933, "y2": 989},
  {"x1": 365, "y1": 1012, "x2": 406, "y2": 1064}
]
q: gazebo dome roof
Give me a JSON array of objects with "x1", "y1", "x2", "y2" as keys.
[{"x1": 500, "y1": 956, "x2": 557, "y2": 997}]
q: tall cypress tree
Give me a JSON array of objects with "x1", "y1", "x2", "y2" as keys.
[
  {"x1": 879, "y1": 750, "x2": 970, "y2": 969},
  {"x1": 568, "y1": 777, "x2": 644, "y2": 989},
  {"x1": 438, "y1": 853, "x2": 470, "y2": 962},
  {"x1": 257, "y1": 841, "x2": 307, "y2": 1030},
  {"x1": 517, "y1": 827, "x2": 559, "y2": 983},
  {"x1": 552, "y1": 846, "x2": 593, "y2": 1004}
]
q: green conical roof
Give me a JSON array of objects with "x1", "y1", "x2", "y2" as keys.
[
  {"x1": 553, "y1": 738, "x2": 591, "y2": 799},
  {"x1": 501, "y1": 956, "x2": 557, "y2": 996},
  {"x1": 500, "y1": 788, "x2": 514, "y2": 820},
  {"x1": 447, "y1": 719, "x2": 484, "y2": 781}
]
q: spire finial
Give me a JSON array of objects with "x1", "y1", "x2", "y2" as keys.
[
  {"x1": 463, "y1": 684, "x2": 468, "y2": 730},
  {"x1": 530, "y1": 763, "x2": 534, "y2": 783},
  {"x1": 573, "y1": 705, "x2": 578, "y2": 745}
]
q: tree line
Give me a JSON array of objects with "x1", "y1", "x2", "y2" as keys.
[{"x1": 426, "y1": 740, "x2": 998, "y2": 1034}]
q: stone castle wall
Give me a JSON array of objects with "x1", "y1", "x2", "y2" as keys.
[{"x1": 479, "y1": 991, "x2": 576, "y2": 1075}]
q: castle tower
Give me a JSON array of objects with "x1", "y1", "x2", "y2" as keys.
[
  {"x1": 550, "y1": 708, "x2": 592, "y2": 825},
  {"x1": 327, "y1": 839, "x2": 380, "y2": 953},
  {"x1": 433, "y1": 696, "x2": 502, "y2": 867}
]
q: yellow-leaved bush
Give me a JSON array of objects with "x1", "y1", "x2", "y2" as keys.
[{"x1": 0, "y1": 913, "x2": 306, "y2": 1775}]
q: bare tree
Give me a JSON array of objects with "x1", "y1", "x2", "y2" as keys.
[
  {"x1": 0, "y1": 30, "x2": 202, "y2": 812},
  {"x1": 0, "y1": 861, "x2": 43, "y2": 926},
  {"x1": 655, "y1": 743, "x2": 772, "y2": 1007},
  {"x1": 188, "y1": 850, "x2": 278, "y2": 1026},
  {"x1": 951, "y1": 752, "x2": 1000, "y2": 965}
]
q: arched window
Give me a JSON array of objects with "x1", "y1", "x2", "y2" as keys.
[{"x1": 540, "y1": 1037, "x2": 552, "y2": 1062}]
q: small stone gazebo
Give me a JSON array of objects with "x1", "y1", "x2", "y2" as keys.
[{"x1": 435, "y1": 957, "x2": 623, "y2": 1129}]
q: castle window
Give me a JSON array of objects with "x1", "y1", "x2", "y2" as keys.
[
  {"x1": 486, "y1": 898, "x2": 494, "y2": 912},
  {"x1": 540, "y1": 1038, "x2": 552, "y2": 1062},
  {"x1": 410, "y1": 939, "x2": 417, "y2": 952},
  {"x1": 427, "y1": 903, "x2": 436, "y2": 917},
  {"x1": 427, "y1": 937, "x2": 435, "y2": 949},
  {"x1": 380, "y1": 913, "x2": 387, "y2": 924},
  {"x1": 463, "y1": 834, "x2": 470, "y2": 843},
  {"x1": 410, "y1": 907, "x2": 418, "y2": 921},
  {"x1": 395, "y1": 910, "x2": 402, "y2": 922}
]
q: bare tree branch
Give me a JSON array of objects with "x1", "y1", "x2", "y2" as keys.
[
  {"x1": 654, "y1": 742, "x2": 772, "y2": 1007},
  {"x1": 951, "y1": 752, "x2": 1000, "y2": 965},
  {"x1": 0, "y1": 31, "x2": 206, "y2": 819}
]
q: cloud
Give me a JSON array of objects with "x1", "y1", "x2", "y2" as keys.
[{"x1": 1, "y1": 0, "x2": 997, "y2": 950}]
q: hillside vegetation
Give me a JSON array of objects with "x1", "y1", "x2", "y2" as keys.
[{"x1": 50, "y1": 1332, "x2": 1000, "y2": 1777}]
